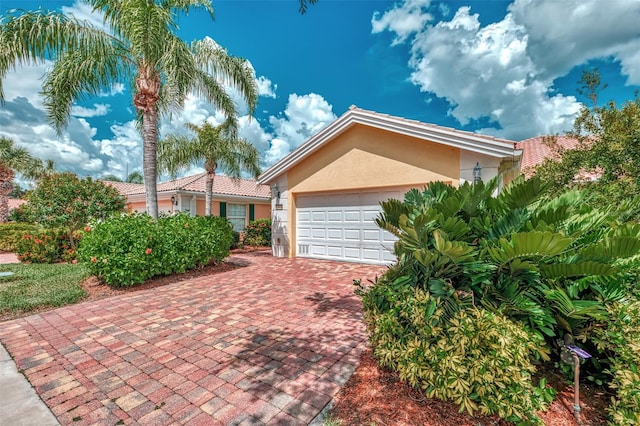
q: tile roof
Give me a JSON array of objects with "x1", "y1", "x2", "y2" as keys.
[
  {"x1": 103, "y1": 174, "x2": 270, "y2": 199},
  {"x1": 8, "y1": 198, "x2": 26, "y2": 210},
  {"x1": 516, "y1": 136, "x2": 582, "y2": 171}
]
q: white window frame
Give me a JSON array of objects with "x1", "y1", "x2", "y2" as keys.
[{"x1": 227, "y1": 203, "x2": 247, "y2": 232}]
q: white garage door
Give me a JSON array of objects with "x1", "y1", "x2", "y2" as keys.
[{"x1": 296, "y1": 190, "x2": 407, "y2": 265}]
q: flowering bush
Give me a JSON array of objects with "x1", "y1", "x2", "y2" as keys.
[
  {"x1": 78, "y1": 212, "x2": 233, "y2": 287},
  {"x1": 243, "y1": 218, "x2": 271, "y2": 247},
  {"x1": 15, "y1": 228, "x2": 80, "y2": 263},
  {"x1": 0, "y1": 223, "x2": 41, "y2": 251}
]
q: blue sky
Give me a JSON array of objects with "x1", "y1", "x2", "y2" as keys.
[{"x1": 1, "y1": 0, "x2": 639, "y2": 181}]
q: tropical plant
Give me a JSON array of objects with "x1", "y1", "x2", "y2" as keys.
[
  {"x1": 158, "y1": 122, "x2": 261, "y2": 216},
  {"x1": 125, "y1": 171, "x2": 143, "y2": 184},
  {"x1": 0, "y1": 137, "x2": 43, "y2": 222},
  {"x1": 22, "y1": 172, "x2": 126, "y2": 248},
  {"x1": 244, "y1": 218, "x2": 271, "y2": 247},
  {"x1": 363, "y1": 176, "x2": 640, "y2": 421},
  {"x1": 0, "y1": 0, "x2": 257, "y2": 219}
]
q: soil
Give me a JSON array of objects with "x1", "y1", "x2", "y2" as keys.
[{"x1": 330, "y1": 350, "x2": 612, "y2": 426}]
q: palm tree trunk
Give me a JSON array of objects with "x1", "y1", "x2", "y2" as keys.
[
  {"x1": 142, "y1": 108, "x2": 159, "y2": 219},
  {"x1": 205, "y1": 172, "x2": 214, "y2": 216},
  {"x1": 0, "y1": 181, "x2": 12, "y2": 223}
]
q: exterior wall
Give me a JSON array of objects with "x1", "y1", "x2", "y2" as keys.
[
  {"x1": 287, "y1": 125, "x2": 460, "y2": 193},
  {"x1": 253, "y1": 203, "x2": 271, "y2": 220},
  {"x1": 280, "y1": 124, "x2": 460, "y2": 258},
  {"x1": 459, "y1": 151, "x2": 502, "y2": 184},
  {"x1": 127, "y1": 200, "x2": 146, "y2": 212},
  {"x1": 270, "y1": 175, "x2": 289, "y2": 258}
]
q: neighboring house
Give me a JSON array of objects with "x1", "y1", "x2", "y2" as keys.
[
  {"x1": 258, "y1": 106, "x2": 523, "y2": 265},
  {"x1": 516, "y1": 135, "x2": 599, "y2": 181},
  {"x1": 105, "y1": 173, "x2": 271, "y2": 232},
  {"x1": 8, "y1": 198, "x2": 26, "y2": 211}
]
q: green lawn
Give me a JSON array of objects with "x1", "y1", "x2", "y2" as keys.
[{"x1": 0, "y1": 263, "x2": 91, "y2": 316}]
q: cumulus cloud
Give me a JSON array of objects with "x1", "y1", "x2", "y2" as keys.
[
  {"x1": 61, "y1": 1, "x2": 108, "y2": 31},
  {"x1": 256, "y1": 76, "x2": 277, "y2": 98},
  {"x1": 372, "y1": 0, "x2": 640, "y2": 140},
  {"x1": 71, "y1": 103, "x2": 110, "y2": 117},
  {"x1": 98, "y1": 83, "x2": 125, "y2": 97},
  {"x1": 372, "y1": 0, "x2": 433, "y2": 45}
]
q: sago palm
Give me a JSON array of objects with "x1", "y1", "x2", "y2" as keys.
[
  {"x1": 158, "y1": 122, "x2": 261, "y2": 216},
  {"x1": 0, "y1": 137, "x2": 43, "y2": 222},
  {"x1": 0, "y1": 0, "x2": 257, "y2": 218}
]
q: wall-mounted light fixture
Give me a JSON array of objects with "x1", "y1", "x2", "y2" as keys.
[
  {"x1": 272, "y1": 183, "x2": 281, "y2": 199},
  {"x1": 473, "y1": 162, "x2": 482, "y2": 184},
  {"x1": 170, "y1": 195, "x2": 178, "y2": 206}
]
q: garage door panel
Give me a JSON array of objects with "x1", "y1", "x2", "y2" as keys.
[
  {"x1": 343, "y1": 229, "x2": 361, "y2": 240},
  {"x1": 297, "y1": 190, "x2": 408, "y2": 265}
]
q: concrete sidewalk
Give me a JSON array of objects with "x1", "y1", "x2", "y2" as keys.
[{"x1": 0, "y1": 343, "x2": 59, "y2": 426}]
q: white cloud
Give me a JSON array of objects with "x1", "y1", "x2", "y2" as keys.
[
  {"x1": 71, "y1": 103, "x2": 110, "y2": 117},
  {"x1": 264, "y1": 138, "x2": 291, "y2": 166},
  {"x1": 61, "y1": 1, "x2": 108, "y2": 31},
  {"x1": 268, "y1": 93, "x2": 336, "y2": 154},
  {"x1": 98, "y1": 83, "x2": 125, "y2": 97},
  {"x1": 373, "y1": 1, "x2": 627, "y2": 139},
  {"x1": 372, "y1": 0, "x2": 433, "y2": 45},
  {"x1": 256, "y1": 76, "x2": 277, "y2": 98}
]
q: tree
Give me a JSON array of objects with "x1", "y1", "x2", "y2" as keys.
[
  {"x1": 158, "y1": 122, "x2": 261, "y2": 216},
  {"x1": 533, "y1": 70, "x2": 640, "y2": 214},
  {"x1": 0, "y1": 1, "x2": 257, "y2": 219},
  {"x1": 23, "y1": 172, "x2": 126, "y2": 248},
  {"x1": 126, "y1": 171, "x2": 143, "y2": 184},
  {"x1": 0, "y1": 137, "x2": 43, "y2": 222}
]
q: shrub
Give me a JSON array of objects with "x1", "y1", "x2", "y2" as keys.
[
  {"x1": 15, "y1": 228, "x2": 73, "y2": 263},
  {"x1": 22, "y1": 172, "x2": 125, "y2": 248},
  {"x1": 230, "y1": 231, "x2": 242, "y2": 249},
  {"x1": 243, "y1": 218, "x2": 271, "y2": 247},
  {"x1": 593, "y1": 299, "x2": 640, "y2": 424},
  {"x1": 78, "y1": 212, "x2": 233, "y2": 287},
  {"x1": 0, "y1": 222, "x2": 41, "y2": 252},
  {"x1": 357, "y1": 281, "x2": 552, "y2": 422}
]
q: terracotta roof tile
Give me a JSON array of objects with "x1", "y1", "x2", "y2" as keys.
[
  {"x1": 516, "y1": 136, "x2": 583, "y2": 176},
  {"x1": 103, "y1": 174, "x2": 269, "y2": 199},
  {"x1": 8, "y1": 198, "x2": 26, "y2": 210}
]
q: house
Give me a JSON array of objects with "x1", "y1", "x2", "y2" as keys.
[
  {"x1": 105, "y1": 173, "x2": 271, "y2": 232},
  {"x1": 258, "y1": 106, "x2": 523, "y2": 265}
]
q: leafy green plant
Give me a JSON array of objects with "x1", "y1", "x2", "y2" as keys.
[
  {"x1": 357, "y1": 281, "x2": 552, "y2": 423},
  {"x1": 244, "y1": 218, "x2": 271, "y2": 247},
  {"x1": 22, "y1": 172, "x2": 125, "y2": 248},
  {"x1": 0, "y1": 222, "x2": 41, "y2": 251},
  {"x1": 78, "y1": 212, "x2": 233, "y2": 287},
  {"x1": 593, "y1": 299, "x2": 640, "y2": 424},
  {"x1": 365, "y1": 176, "x2": 640, "y2": 423},
  {"x1": 14, "y1": 228, "x2": 79, "y2": 263}
]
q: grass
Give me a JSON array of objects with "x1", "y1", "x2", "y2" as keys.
[{"x1": 0, "y1": 263, "x2": 91, "y2": 315}]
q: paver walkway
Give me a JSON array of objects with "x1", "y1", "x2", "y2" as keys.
[{"x1": 0, "y1": 252, "x2": 385, "y2": 425}]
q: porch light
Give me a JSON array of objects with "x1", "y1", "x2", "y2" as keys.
[
  {"x1": 473, "y1": 162, "x2": 482, "y2": 184},
  {"x1": 170, "y1": 195, "x2": 178, "y2": 205},
  {"x1": 272, "y1": 183, "x2": 281, "y2": 199}
]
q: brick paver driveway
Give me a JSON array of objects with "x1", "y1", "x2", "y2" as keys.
[{"x1": 0, "y1": 252, "x2": 385, "y2": 425}]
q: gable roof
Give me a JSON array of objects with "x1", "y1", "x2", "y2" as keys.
[
  {"x1": 258, "y1": 106, "x2": 520, "y2": 184},
  {"x1": 103, "y1": 174, "x2": 270, "y2": 199},
  {"x1": 8, "y1": 198, "x2": 26, "y2": 210}
]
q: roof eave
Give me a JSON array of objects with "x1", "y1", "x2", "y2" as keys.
[{"x1": 258, "y1": 108, "x2": 521, "y2": 184}]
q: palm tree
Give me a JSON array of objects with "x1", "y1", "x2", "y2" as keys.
[
  {"x1": 158, "y1": 122, "x2": 261, "y2": 216},
  {"x1": 125, "y1": 171, "x2": 144, "y2": 184},
  {"x1": 0, "y1": 0, "x2": 257, "y2": 219},
  {"x1": 0, "y1": 137, "x2": 43, "y2": 222}
]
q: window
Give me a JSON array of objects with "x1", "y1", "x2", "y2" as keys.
[{"x1": 227, "y1": 204, "x2": 247, "y2": 232}]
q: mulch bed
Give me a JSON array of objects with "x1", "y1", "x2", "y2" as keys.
[{"x1": 330, "y1": 350, "x2": 611, "y2": 426}]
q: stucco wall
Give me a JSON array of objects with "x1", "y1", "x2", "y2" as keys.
[{"x1": 287, "y1": 124, "x2": 460, "y2": 194}]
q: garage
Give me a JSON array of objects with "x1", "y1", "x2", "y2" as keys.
[
  {"x1": 258, "y1": 107, "x2": 521, "y2": 264},
  {"x1": 296, "y1": 190, "x2": 407, "y2": 264}
]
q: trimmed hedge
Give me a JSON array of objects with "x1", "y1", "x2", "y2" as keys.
[{"x1": 78, "y1": 212, "x2": 233, "y2": 287}]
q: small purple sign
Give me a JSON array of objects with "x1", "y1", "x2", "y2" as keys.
[{"x1": 567, "y1": 345, "x2": 592, "y2": 359}]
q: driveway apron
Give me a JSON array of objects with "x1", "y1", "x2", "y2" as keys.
[{"x1": 0, "y1": 252, "x2": 385, "y2": 425}]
